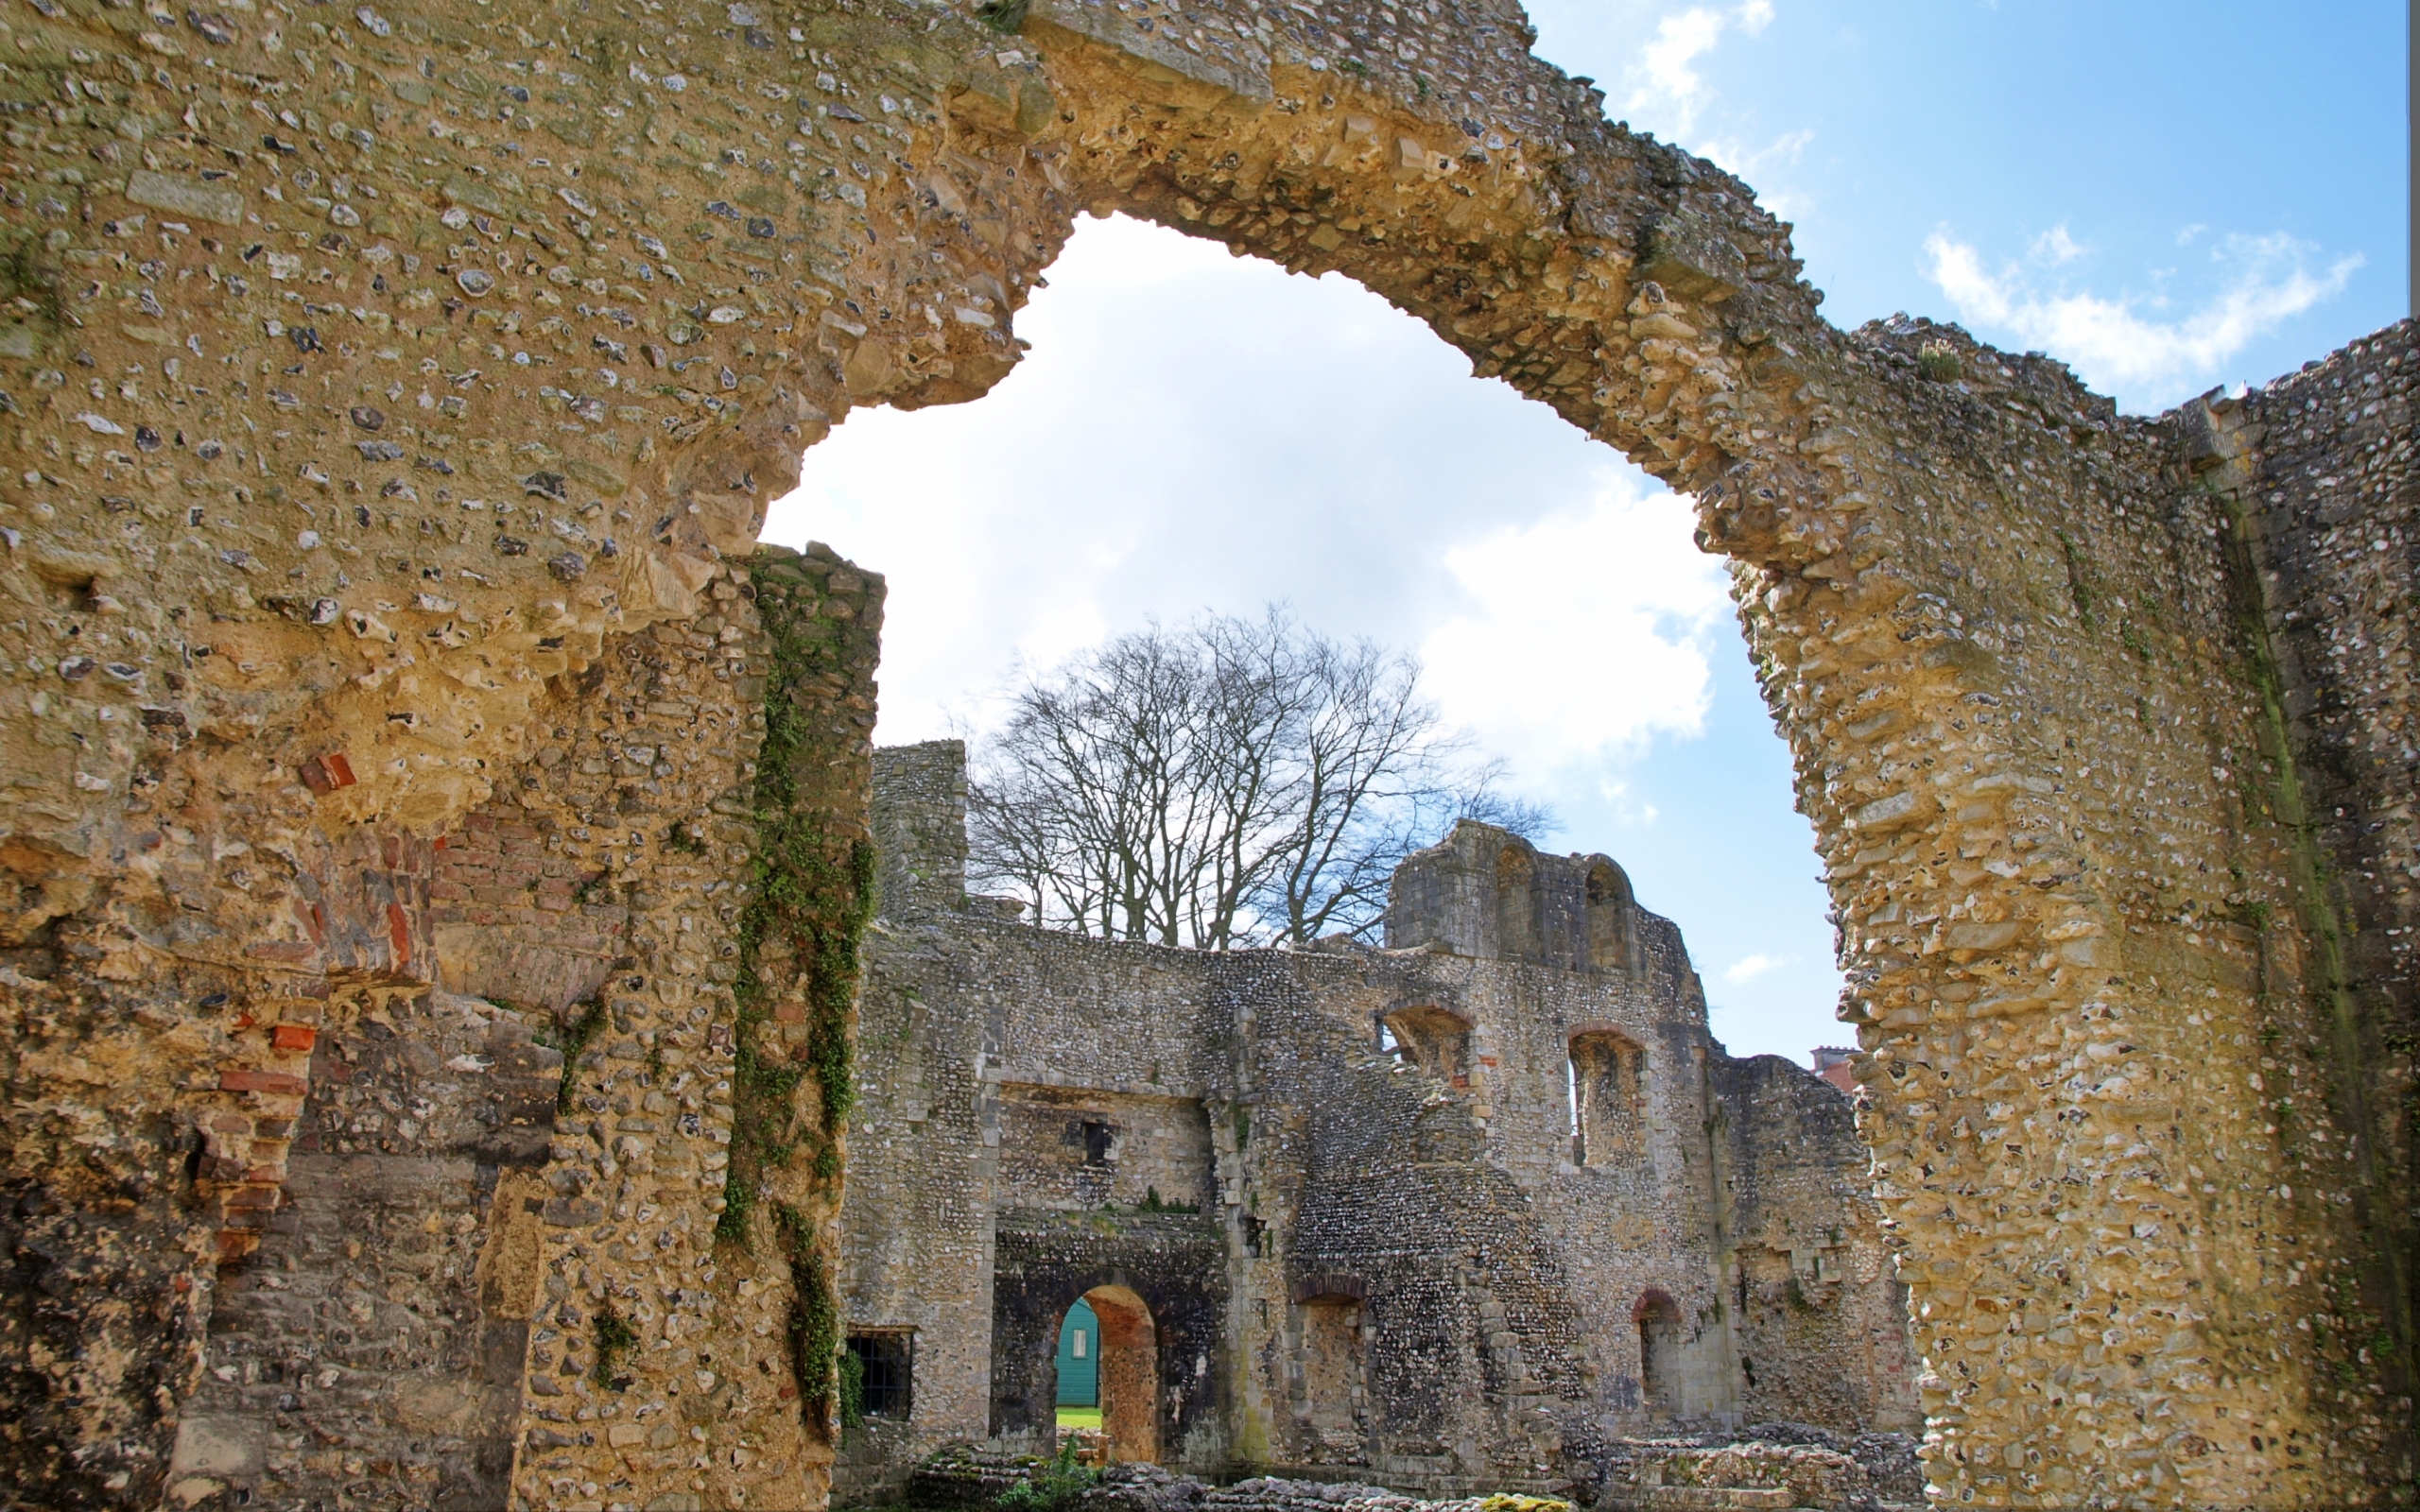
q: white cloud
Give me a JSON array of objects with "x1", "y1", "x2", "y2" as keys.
[
  {"x1": 1724, "y1": 952, "x2": 1787, "y2": 984},
  {"x1": 764, "y1": 215, "x2": 1628, "y2": 747},
  {"x1": 1923, "y1": 227, "x2": 2363, "y2": 409},
  {"x1": 1421, "y1": 471, "x2": 1731, "y2": 770},
  {"x1": 1699, "y1": 127, "x2": 1816, "y2": 220},
  {"x1": 1626, "y1": 2, "x2": 1773, "y2": 136},
  {"x1": 2030, "y1": 223, "x2": 2084, "y2": 266}
]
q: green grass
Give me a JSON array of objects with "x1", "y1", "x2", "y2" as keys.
[{"x1": 1054, "y1": 1406, "x2": 1101, "y2": 1430}]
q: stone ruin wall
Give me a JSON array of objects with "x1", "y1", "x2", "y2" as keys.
[
  {"x1": 838, "y1": 741, "x2": 1914, "y2": 1503},
  {"x1": 0, "y1": 0, "x2": 2406, "y2": 1504},
  {"x1": 6, "y1": 516, "x2": 887, "y2": 1512}
]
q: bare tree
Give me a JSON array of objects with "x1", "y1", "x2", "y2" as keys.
[{"x1": 966, "y1": 610, "x2": 1551, "y2": 948}]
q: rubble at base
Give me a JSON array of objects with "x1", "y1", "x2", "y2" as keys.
[
  {"x1": 892, "y1": 1433, "x2": 1922, "y2": 1512},
  {"x1": 1590, "y1": 1425, "x2": 1923, "y2": 1512}
]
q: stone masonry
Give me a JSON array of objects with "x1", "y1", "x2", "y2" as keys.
[
  {"x1": 835, "y1": 740, "x2": 1916, "y2": 1502},
  {"x1": 0, "y1": 0, "x2": 2410, "y2": 1504}
]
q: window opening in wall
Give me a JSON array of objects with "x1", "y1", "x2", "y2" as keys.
[
  {"x1": 846, "y1": 1331, "x2": 915, "y2": 1420},
  {"x1": 1063, "y1": 1117, "x2": 1117, "y2": 1167},
  {"x1": 1569, "y1": 1030, "x2": 1647, "y2": 1165},
  {"x1": 1378, "y1": 1005, "x2": 1474, "y2": 1090}
]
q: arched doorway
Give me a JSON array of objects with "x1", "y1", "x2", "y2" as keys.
[
  {"x1": 1056, "y1": 1284, "x2": 1157, "y2": 1466},
  {"x1": 1634, "y1": 1288, "x2": 1683, "y2": 1420}
]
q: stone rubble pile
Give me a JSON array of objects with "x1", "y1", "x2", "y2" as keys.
[
  {"x1": 1590, "y1": 1424, "x2": 1922, "y2": 1512},
  {"x1": 900, "y1": 1435, "x2": 1923, "y2": 1512},
  {"x1": 905, "y1": 1448, "x2": 1578, "y2": 1512}
]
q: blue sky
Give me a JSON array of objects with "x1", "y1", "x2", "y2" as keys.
[{"x1": 765, "y1": 2, "x2": 2407, "y2": 1064}]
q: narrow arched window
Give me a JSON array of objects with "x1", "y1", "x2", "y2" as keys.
[
  {"x1": 1567, "y1": 1030, "x2": 1647, "y2": 1163},
  {"x1": 1583, "y1": 860, "x2": 1637, "y2": 972}
]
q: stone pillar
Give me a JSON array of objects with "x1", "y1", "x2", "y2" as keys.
[{"x1": 871, "y1": 739, "x2": 970, "y2": 919}]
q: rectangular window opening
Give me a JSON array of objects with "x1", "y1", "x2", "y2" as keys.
[{"x1": 847, "y1": 1331, "x2": 914, "y2": 1419}]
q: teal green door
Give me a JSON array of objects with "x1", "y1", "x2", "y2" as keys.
[{"x1": 1055, "y1": 1299, "x2": 1098, "y2": 1407}]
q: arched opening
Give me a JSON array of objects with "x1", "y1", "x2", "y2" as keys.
[
  {"x1": 12, "y1": 1, "x2": 2392, "y2": 1505},
  {"x1": 1568, "y1": 1029, "x2": 1648, "y2": 1165},
  {"x1": 1634, "y1": 1288, "x2": 1684, "y2": 1420},
  {"x1": 1583, "y1": 858, "x2": 1640, "y2": 973},
  {"x1": 1377, "y1": 1004, "x2": 1476, "y2": 1090},
  {"x1": 1057, "y1": 1284, "x2": 1157, "y2": 1466}
]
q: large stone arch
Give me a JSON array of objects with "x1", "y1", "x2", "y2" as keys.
[{"x1": 0, "y1": 0, "x2": 2408, "y2": 1507}]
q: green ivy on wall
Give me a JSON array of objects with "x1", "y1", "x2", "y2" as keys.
[{"x1": 714, "y1": 547, "x2": 882, "y2": 1430}]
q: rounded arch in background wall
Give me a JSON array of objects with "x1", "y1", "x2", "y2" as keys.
[
  {"x1": 1494, "y1": 844, "x2": 1540, "y2": 961},
  {"x1": 1631, "y1": 1287, "x2": 1685, "y2": 1419},
  {"x1": 1582, "y1": 856, "x2": 1643, "y2": 974}
]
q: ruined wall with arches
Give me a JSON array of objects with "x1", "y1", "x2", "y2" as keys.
[
  {"x1": 836, "y1": 746, "x2": 1911, "y2": 1501},
  {"x1": 0, "y1": 0, "x2": 2409, "y2": 1503}
]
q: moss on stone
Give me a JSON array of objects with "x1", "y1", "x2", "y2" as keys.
[
  {"x1": 717, "y1": 555, "x2": 876, "y2": 1246},
  {"x1": 709, "y1": 549, "x2": 882, "y2": 1439},
  {"x1": 778, "y1": 1201, "x2": 840, "y2": 1423},
  {"x1": 2217, "y1": 480, "x2": 2415, "y2": 1409}
]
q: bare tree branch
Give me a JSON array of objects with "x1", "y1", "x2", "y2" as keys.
[{"x1": 966, "y1": 610, "x2": 1554, "y2": 948}]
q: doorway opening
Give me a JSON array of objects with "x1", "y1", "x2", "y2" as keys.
[
  {"x1": 1635, "y1": 1287, "x2": 1683, "y2": 1419},
  {"x1": 1054, "y1": 1284, "x2": 1158, "y2": 1465},
  {"x1": 1291, "y1": 1289, "x2": 1368, "y2": 1463},
  {"x1": 1054, "y1": 1297, "x2": 1099, "y2": 1431}
]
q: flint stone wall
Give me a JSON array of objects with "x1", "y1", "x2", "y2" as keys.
[
  {"x1": 835, "y1": 743, "x2": 1914, "y2": 1503},
  {"x1": 0, "y1": 0, "x2": 2411, "y2": 1503}
]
